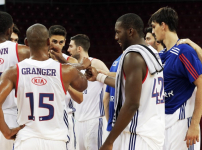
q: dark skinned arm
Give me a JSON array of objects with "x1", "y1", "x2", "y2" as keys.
[
  {"x1": 0, "y1": 66, "x2": 25, "y2": 139},
  {"x1": 99, "y1": 52, "x2": 147, "y2": 150}
]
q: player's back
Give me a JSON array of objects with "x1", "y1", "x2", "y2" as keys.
[
  {"x1": 15, "y1": 58, "x2": 69, "y2": 147},
  {"x1": 0, "y1": 41, "x2": 18, "y2": 115}
]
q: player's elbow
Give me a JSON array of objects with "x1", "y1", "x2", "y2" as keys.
[
  {"x1": 127, "y1": 103, "x2": 140, "y2": 112},
  {"x1": 76, "y1": 80, "x2": 88, "y2": 92}
]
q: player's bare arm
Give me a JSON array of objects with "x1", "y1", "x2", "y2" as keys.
[
  {"x1": 18, "y1": 45, "x2": 30, "y2": 61},
  {"x1": 100, "y1": 52, "x2": 147, "y2": 150},
  {"x1": 67, "y1": 85, "x2": 83, "y2": 104},
  {"x1": 86, "y1": 66, "x2": 116, "y2": 88},
  {"x1": 61, "y1": 64, "x2": 87, "y2": 92},
  {"x1": 97, "y1": 69, "x2": 117, "y2": 77},
  {"x1": 185, "y1": 74, "x2": 202, "y2": 148},
  {"x1": 0, "y1": 66, "x2": 25, "y2": 139},
  {"x1": 177, "y1": 39, "x2": 202, "y2": 63},
  {"x1": 103, "y1": 92, "x2": 110, "y2": 121}
]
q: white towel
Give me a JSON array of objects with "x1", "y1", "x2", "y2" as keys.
[{"x1": 112, "y1": 44, "x2": 163, "y2": 126}]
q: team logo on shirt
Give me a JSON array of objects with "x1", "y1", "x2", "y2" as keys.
[
  {"x1": 31, "y1": 77, "x2": 47, "y2": 86},
  {"x1": 0, "y1": 58, "x2": 4, "y2": 65}
]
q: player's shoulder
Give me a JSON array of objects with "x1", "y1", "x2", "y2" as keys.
[{"x1": 176, "y1": 43, "x2": 195, "y2": 54}]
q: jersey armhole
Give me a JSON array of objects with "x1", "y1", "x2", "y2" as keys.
[
  {"x1": 16, "y1": 43, "x2": 20, "y2": 62},
  {"x1": 67, "y1": 56, "x2": 70, "y2": 61},
  {"x1": 142, "y1": 66, "x2": 148, "y2": 84},
  {"x1": 15, "y1": 64, "x2": 19, "y2": 97},
  {"x1": 60, "y1": 64, "x2": 67, "y2": 94}
]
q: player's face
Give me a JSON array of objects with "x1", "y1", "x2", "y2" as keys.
[
  {"x1": 67, "y1": 40, "x2": 80, "y2": 60},
  {"x1": 145, "y1": 33, "x2": 157, "y2": 49},
  {"x1": 151, "y1": 21, "x2": 165, "y2": 43},
  {"x1": 49, "y1": 35, "x2": 66, "y2": 51},
  {"x1": 10, "y1": 32, "x2": 19, "y2": 43},
  {"x1": 115, "y1": 21, "x2": 129, "y2": 50}
]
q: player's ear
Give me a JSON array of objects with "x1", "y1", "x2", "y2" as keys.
[
  {"x1": 24, "y1": 38, "x2": 29, "y2": 46},
  {"x1": 128, "y1": 28, "x2": 136, "y2": 37},
  {"x1": 160, "y1": 22, "x2": 166, "y2": 31},
  {"x1": 77, "y1": 46, "x2": 82, "y2": 52},
  {"x1": 47, "y1": 38, "x2": 50, "y2": 46}
]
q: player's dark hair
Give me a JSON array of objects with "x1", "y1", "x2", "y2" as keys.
[
  {"x1": 0, "y1": 11, "x2": 13, "y2": 35},
  {"x1": 145, "y1": 27, "x2": 156, "y2": 39},
  {"x1": 13, "y1": 23, "x2": 20, "y2": 35},
  {"x1": 70, "y1": 34, "x2": 90, "y2": 52},
  {"x1": 49, "y1": 25, "x2": 67, "y2": 38},
  {"x1": 148, "y1": 7, "x2": 178, "y2": 32},
  {"x1": 116, "y1": 13, "x2": 144, "y2": 38}
]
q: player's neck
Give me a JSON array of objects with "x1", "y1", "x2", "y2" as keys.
[
  {"x1": 131, "y1": 37, "x2": 147, "y2": 46},
  {"x1": 0, "y1": 35, "x2": 7, "y2": 43},
  {"x1": 163, "y1": 32, "x2": 178, "y2": 51},
  {"x1": 30, "y1": 48, "x2": 49, "y2": 61},
  {"x1": 78, "y1": 52, "x2": 89, "y2": 62},
  {"x1": 157, "y1": 44, "x2": 164, "y2": 52}
]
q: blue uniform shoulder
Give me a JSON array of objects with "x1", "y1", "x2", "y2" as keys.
[{"x1": 176, "y1": 44, "x2": 196, "y2": 55}]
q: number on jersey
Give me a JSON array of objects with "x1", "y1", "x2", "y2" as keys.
[
  {"x1": 26, "y1": 93, "x2": 54, "y2": 121},
  {"x1": 152, "y1": 77, "x2": 165, "y2": 104}
]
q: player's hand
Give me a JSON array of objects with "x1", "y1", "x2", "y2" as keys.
[
  {"x1": 79, "y1": 57, "x2": 91, "y2": 70},
  {"x1": 184, "y1": 124, "x2": 199, "y2": 148},
  {"x1": 177, "y1": 38, "x2": 190, "y2": 46},
  {"x1": 97, "y1": 69, "x2": 109, "y2": 75},
  {"x1": 99, "y1": 143, "x2": 113, "y2": 150},
  {"x1": 49, "y1": 44, "x2": 66, "y2": 63},
  {"x1": 4, "y1": 125, "x2": 25, "y2": 140},
  {"x1": 85, "y1": 67, "x2": 98, "y2": 81}
]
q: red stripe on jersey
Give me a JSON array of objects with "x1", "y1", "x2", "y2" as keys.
[
  {"x1": 142, "y1": 66, "x2": 148, "y2": 84},
  {"x1": 181, "y1": 54, "x2": 199, "y2": 78},
  {"x1": 60, "y1": 64, "x2": 67, "y2": 94},
  {"x1": 16, "y1": 43, "x2": 20, "y2": 62},
  {"x1": 15, "y1": 64, "x2": 19, "y2": 97},
  {"x1": 179, "y1": 54, "x2": 198, "y2": 80},
  {"x1": 123, "y1": 70, "x2": 126, "y2": 80},
  {"x1": 66, "y1": 56, "x2": 70, "y2": 61}
]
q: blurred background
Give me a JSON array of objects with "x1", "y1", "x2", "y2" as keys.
[{"x1": 2, "y1": 0, "x2": 202, "y2": 67}]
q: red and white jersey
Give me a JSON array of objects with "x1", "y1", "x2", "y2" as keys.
[
  {"x1": 15, "y1": 58, "x2": 69, "y2": 147},
  {"x1": 0, "y1": 41, "x2": 19, "y2": 115},
  {"x1": 75, "y1": 57, "x2": 105, "y2": 122},
  {"x1": 62, "y1": 53, "x2": 70, "y2": 61}
]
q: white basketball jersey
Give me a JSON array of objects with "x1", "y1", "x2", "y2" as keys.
[
  {"x1": 75, "y1": 57, "x2": 105, "y2": 121},
  {"x1": 65, "y1": 92, "x2": 76, "y2": 114},
  {"x1": 113, "y1": 46, "x2": 165, "y2": 150},
  {"x1": 15, "y1": 59, "x2": 69, "y2": 147},
  {"x1": 62, "y1": 53, "x2": 70, "y2": 61},
  {"x1": 0, "y1": 41, "x2": 18, "y2": 115}
]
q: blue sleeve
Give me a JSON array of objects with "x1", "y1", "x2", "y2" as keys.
[
  {"x1": 178, "y1": 45, "x2": 202, "y2": 83},
  {"x1": 106, "y1": 85, "x2": 110, "y2": 93}
]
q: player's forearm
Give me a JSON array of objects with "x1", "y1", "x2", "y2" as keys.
[
  {"x1": 67, "y1": 86, "x2": 83, "y2": 104},
  {"x1": 104, "y1": 100, "x2": 139, "y2": 145},
  {"x1": 0, "y1": 108, "x2": 11, "y2": 139},
  {"x1": 190, "y1": 86, "x2": 202, "y2": 126},
  {"x1": 104, "y1": 76, "x2": 115, "y2": 88}
]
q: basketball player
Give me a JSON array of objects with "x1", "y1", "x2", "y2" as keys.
[
  {"x1": 67, "y1": 34, "x2": 109, "y2": 150},
  {"x1": 149, "y1": 7, "x2": 202, "y2": 149},
  {"x1": 49, "y1": 25, "x2": 83, "y2": 150},
  {"x1": 145, "y1": 27, "x2": 165, "y2": 52},
  {"x1": 86, "y1": 13, "x2": 165, "y2": 150},
  {"x1": 0, "y1": 11, "x2": 30, "y2": 150},
  {"x1": 49, "y1": 25, "x2": 77, "y2": 63},
  {"x1": 0, "y1": 23, "x2": 88, "y2": 150},
  {"x1": 10, "y1": 24, "x2": 20, "y2": 43}
]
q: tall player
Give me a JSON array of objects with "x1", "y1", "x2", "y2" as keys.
[
  {"x1": 149, "y1": 7, "x2": 202, "y2": 149},
  {"x1": 86, "y1": 13, "x2": 165, "y2": 150},
  {"x1": 67, "y1": 34, "x2": 109, "y2": 150},
  {"x1": 0, "y1": 11, "x2": 30, "y2": 150},
  {"x1": 0, "y1": 23, "x2": 88, "y2": 150}
]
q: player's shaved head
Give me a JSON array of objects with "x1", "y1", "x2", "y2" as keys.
[{"x1": 26, "y1": 23, "x2": 49, "y2": 49}]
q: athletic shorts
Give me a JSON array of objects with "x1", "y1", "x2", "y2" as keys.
[
  {"x1": 164, "y1": 117, "x2": 200, "y2": 150},
  {"x1": 75, "y1": 117, "x2": 107, "y2": 150},
  {"x1": 117, "y1": 132, "x2": 155, "y2": 150},
  {"x1": 14, "y1": 138, "x2": 66, "y2": 150}
]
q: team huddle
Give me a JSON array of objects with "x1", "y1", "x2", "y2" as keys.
[{"x1": 0, "y1": 6, "x2": 202, "y2": 150}]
